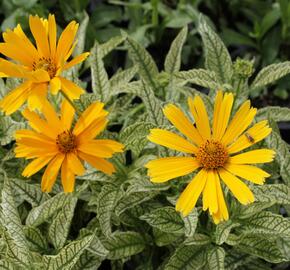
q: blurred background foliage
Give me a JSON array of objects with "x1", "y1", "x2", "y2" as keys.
[{"x1": 1, "y1": 0, "x2": 290, "y2": 104}]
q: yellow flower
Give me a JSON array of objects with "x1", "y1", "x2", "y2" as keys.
[
  {"x1": 15, "y1": 100, "x2": 124, "y2": 192},
  {"x1": 0, "y1": 14, "x2": 90, "y2": 115},
  {"x1": 145, "y1": 91, "x2": 275, "y2": 224}
]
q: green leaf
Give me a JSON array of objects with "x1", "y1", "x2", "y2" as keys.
[
  {"x1": 252, "y1": 184, "x2": 290, "y2": 204},
  {"x1": 251, "y1": 61, "x2": 290, "y2": 89},
  {"x1": 115, "y1": 191, "x2": 157, "y2": 216},
  {"x1": 0, "y1": 259, "x2": 16, "y2": 270},
  {"x1": 11, "y1": 178, "x2": 49, "y2": 207},
  {"x1": 165, "y1": 26, "x2": 188, "y2": 74},
  {"x1": 102, "y1": 231, "x2": 146, "y2": 260},
  {"x1": 266, "y1": 130, "x2": 290, "y2": 185},
  {"x1": 174, "y1": 69, "x2": 220, "y2": 90},
  {"x1": 198, "y1": 17, "x2": 233, "y2": 83},
  {"x1": 207, "y1": 247, "x2": 225, "y2": 270},
  {"x1": 256, "y1": 106, "x2": 290, "y2": 122},
  {"x1": 1, "y1": 176, "x2": 31, "y2": 268},
  {"x1": 126, "y1": 176, "x2": 170, "y2": 193},
  {"x1": 124, "y1": 34, "x2": 159, "y2": 92},
  {"x1": 26, "y1": 193, "x2": 71, "y2": 226},
  {"x1": 23, "y1": 226, "x2": 48, "y2": 252},
  {"x1": 44, "y1": 235, "x2": 94, "y2": 270},
  {"x1": 215, "y1": 220, "x2": 240, "y2": 245},
  {"x1": 237, "y1": 202, "x2": 275, "y2": 219},
  {"x1": 119, "y1": 122, "x2": 154, "y2": 156},
  {"x1": 49, "y1": 195, "x2": 78, "y2": 249},
  {"x1": 153, "y1": 227, "x2": 181, "y2": 247},
  {"x1": 235, "y1": 234, "x2": 286, "y2": 263},
  {"x1": 277, "y1": 236, "x2": 290, "y2": 261},
  {"x1": 96, "y1": 185, "x2": 119, "y2": 237},
  {"x1": 140, "y1": 206, "x2": 184, "y2": 234},
  {"x1": 240, "y1": 211, "x2": 290, "y2": 237},
  {"x1": 183, "y1": 233, "x2": 211, "y2": 246},
  {"x1": 86, "y1": 235, "x2": 109, "y2": 257},
  {"x1": 109, "y1": 66, "x2": 138, "y2": 96},
  {"x1": 182, "y1": 208, "x2": 198, "y2": 237},
  {"x1": 164, "y1": 244, "x2": 206, "y2": 270},
  {"x1": 99, "y1": 36, "x2": 125, "y2": 58},
  {"x1": 139, "y1": 81, "x2": 166, "y2": 126},
  {"x1": 71, "y1": 251, "x2": 102, "y2": 270},
  {"x1": 90, "y1": 42, "x2": 110, "y2": 102},
  {"x1": 0, "y1": 115, "x2": 26, "y2": 145},
  {"x1": 74, "y1": 12, "x2": 89, "y2": 57}
]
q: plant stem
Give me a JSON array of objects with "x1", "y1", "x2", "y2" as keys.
[{"x1": 60, "y1": 90, "x2": 81, "y2": 116}]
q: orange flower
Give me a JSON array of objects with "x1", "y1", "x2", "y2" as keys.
[
  {"x1": 15, "y1": 100, "x2": 124, "y2": 192},
  {"x1": 0, "y1": 14, "x2": 89, "y2": 115}
]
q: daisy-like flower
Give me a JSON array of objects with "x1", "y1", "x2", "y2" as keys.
[
  {"x1": 15, "y1": 100, "x2": 124, "y2": 192},
  {"x1": 0, "y1": 14, "x2": 89, "y2": 115},
  {"x1": 145, "y1": 91, "x2": 275, "y2": 224}
]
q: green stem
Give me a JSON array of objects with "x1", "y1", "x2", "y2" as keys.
[
  {"x1": 60, "y1": 90, "x2": 81, "y2": 116},
  {"x1": 233, "y1": 78, "x2": 243, "y2": 108}
]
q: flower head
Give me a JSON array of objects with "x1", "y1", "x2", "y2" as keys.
[
  {"x1": 145, "y1": 91, "x2": 275, "y2": 224},
  {"x1": 0, "y1": 14, "x2": 90, "y2": 115},
  {"x1": 15, "y1": 100, "x2": 124, "y2": 192}
]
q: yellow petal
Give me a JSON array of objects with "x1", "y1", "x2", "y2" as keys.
[
  {"x1": 73, "y1": 101, "x2": 107, "y2": 135},
  {"x1": 225, "y1": 163, "x2": 270, "y2": 185},
  {"x1": 148, "y1": 129, "x2": 198, "y2": 153},
  {"x1": 188, "y1": 96, "x2": 211, "y2": 140},
  {"x1": 176, "y1": 169, "x2": 207, "y2": 216},
  {"x1": 27, "y1": 83, "x2": 47, "y2": 111},
  {"x1": 22, "y1": 155, "x2": 55, "y2": 177},
  {"x1": 48, "y1": 14, "x2": 57, "y2": 57},
  {"x1": 22, "y1": 108, "x2": 58, "y2": 139},
  {"x1": 145, "y1": 156, "x2": 199, "y2": 183},
  {"x1": 61, "y1": 156, "x2": 75, "y2": 193},
  {"x1": 56, "y1": 21, "x2": 78, "y2": 66},
  {"x1": 202, "y1": 170, "x2": 218, "y2": 214},
  {"x1": 78, "y1": 139, "x2": 123, "y2": 158},
  {"x1": 228, "y1": 120, "x2": 272, "y2": 154},
  {"x1": 63, "y1": 52, "x2": 90, "y2": 70},
  {"x1": 29, "y1": 15, "x2": 50, "y2": 58},
  {"x1": 7, "y1": 25, "x2": 39, "y2": 60},
  {"x1": 27, "y1": 69, "x2": 50, "y2": 82},
  {"x1": 0, "y1": 81, "x2": 31, "y2": 115},
  {"x1": 163, "y1": 104, "x2": 204, "y2": 146},
  {"x1": 15, "y1": 129, "x2": 54, "y2": 143},
  {"x1": 222, "y1": 101, "x2": 257, "y2": 145},
  {"x1": 77, "y1": 118, "x2": 108, "y2": 143},
  {"x1": 50, "y1": 77, "x2": 61, "y2": 95},
  {"x1": 0, "y1": 58, "x2": 28, "y2": 78},
  {"x1": 0, "y1": 42, "x2": 32, "y2": 66},
  {"x1": 212, "y1": 175, "x2": 229, "y2": 224},
  {"x1": 230, "y1": 149, "x2": 276, "y2": 164},
  {"x1": 59, "y1": 77, "x2": 84, "y2": 99},
  {"x1": 214, "y1": 92, "x2": 234, "y2": 140},
  {"x1": 15, "y1": 145, "x2": 58, "y2": 159},
  {"x1": 61, "y1": 99, "x2": 75, "y2": 130},
  {"x1": 212, "y1": 90, "x2": 223, "y2": 139},
  {"x1": 78, "y1": 151, "x2": 115, "y2": 175},
  {"x1": 66, "y1": 152, "x2": 85, "y2": 176},
  {"x1": 41, "y1": 153, "x2": 65, "y2": 192},
  {"x1": 218, "y1": 168, "x2": 254, "y2": 205},
  {"x1": 41, "y1": 100, "x2": 62, "y2": 132}
]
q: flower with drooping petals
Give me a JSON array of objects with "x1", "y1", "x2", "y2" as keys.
[{"x1": 0, "y1": 14, "x2": 89, "y2": 115}]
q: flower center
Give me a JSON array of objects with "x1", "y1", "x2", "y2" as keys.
[
  {"x1": 56, "y1": 131, "x2": 77, "y2": 154},
  {"x1": 32, "y1": 57, "x2": 57, "y2": 78},
  {"x1": 196, "y1": 140, "x2": 228, "y2": 169}
]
